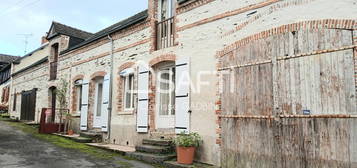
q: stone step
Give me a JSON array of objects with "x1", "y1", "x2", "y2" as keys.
[
  {"x1": 127, "y1": 152, "x2": 176, "y2": 164},
  {"x1": 136, "y1": 144, "x2": 173, "y2": 154},
  {"x1": 142, "y1": 138, "x2": 173, "y2": 147},
  {"x1": 80, "y1": 131, "x2": 102, "y2": 142},
  {"x1": 163, "y1": 161, "x2": 195, "y2": 168},
  {"x1": 72, "y1": 136, "x2": 93, "y2": 143},
  {"x1": 163, "y1": 161, "x2": 217, "y2": 168}
]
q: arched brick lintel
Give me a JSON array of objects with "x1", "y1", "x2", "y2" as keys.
[
  {"x1": 149, "y1": 54, "x2": 176, "y2": 67},
  {"x1": 217, "y1": 19, "x2": 357, "y2": 58},
  {"x1": 118, "y1": 62, "x2": 136, "y2": 72},
  {"x1": 72, "y1": 74, "x2": 84, "y2": 82},
  {"x1": 90, "y1": 71, "x2": 107, "y2": 80}
]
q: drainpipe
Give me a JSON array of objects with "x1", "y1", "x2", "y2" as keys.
[{"x1": 106, "y1": 34, "x2": 114, "y2": 142}]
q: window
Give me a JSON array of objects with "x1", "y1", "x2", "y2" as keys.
[
  {"x1": 159, "y1": 0, "x2": 174, "y2": 21},
  {"x1": 124, "y1": 74, "x2": 135, "y2": 110},
  {"x1": 50, "y1": 43, "x2": 59, "y2": 80},
  {"x1": 74, "y1": 80, "x2": 83, "y2": 112},
  {"x1": 158, "y1": 66, "x2": 175, "y2": 115},
  {"x1": 157, "y1": 0, "x2": 175, "y2": 50},
  {"x1": 96, "y1": 82, "x2": 103, "y2": 117}
]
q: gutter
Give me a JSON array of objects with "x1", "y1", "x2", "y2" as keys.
[
  {"x1": 11, "y1": 57, "x2": 48, "y2": 77},
  {"x1": 105, "y1": 34, "x2": 114, "y2": 142}
]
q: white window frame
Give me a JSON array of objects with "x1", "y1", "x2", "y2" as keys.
[
  {"x1": 76, "y1": 85, "x2": 83, "y2": 112},
  {"x1": 94, "y1": 78, "x2": 104, "y2": 118},
  {"x1": 123, "y1": 74, "x2": 135, "y2": 111},
  {"x1": 74, "y1": 80, "x2": 83, "y2": 114},
  {"x1": 157, "y1": 64, "x2": 175, "y2": 116}
]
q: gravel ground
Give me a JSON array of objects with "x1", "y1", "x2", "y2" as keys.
[{"x1": 0, "y1": 120, "x2": 154, "y2": 168}]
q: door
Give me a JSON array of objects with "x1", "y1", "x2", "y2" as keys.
[
  {"x1": 156, "y1": 64, "x2": 175, "y2": 129},
  {"x1": 93, "y1": 78, "x2": 104, "y2": 128},
  {"x1": 20, "y1": 89, "x2": 36, "y2": 121}
]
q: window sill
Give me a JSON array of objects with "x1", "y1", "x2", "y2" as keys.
[
  {"x1": 118, "y1": 109, "x2": 135, "y2": 115},
  {"x1": 72, "y1": 113, "x2": 81, "y2": 117}
]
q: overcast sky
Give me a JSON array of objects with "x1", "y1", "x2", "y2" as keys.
[{"x1": 0, "y1": 0, "x2": 148, "y2": 56}]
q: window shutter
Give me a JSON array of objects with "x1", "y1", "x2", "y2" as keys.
[
  {"x1": 137, "y1": 65, "x2": 149, "y2": 133},
  {"x1": 80, "y1": 80, "x2": 89, "y2": 131},
  {"x1": 101, "y1": 74, "x2": 110, "y2": 132},
  {"x1": 175, "y1": 57, "x2": 190, "y2": 134}
]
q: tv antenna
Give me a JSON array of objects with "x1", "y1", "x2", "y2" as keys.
[{"x1": 17, "y1": 33, "x2": 33, "y2": 55}]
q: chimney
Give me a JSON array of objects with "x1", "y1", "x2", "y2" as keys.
[{"x1": 41, "y1": 34, "x2": 48, "y2": 45}]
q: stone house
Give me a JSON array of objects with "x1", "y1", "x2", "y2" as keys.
[
  {"x1": 9, "y1": 22, "x2": 92, "y2": 122},
  {"x1": 0, "y1": 54, "x2": 19, "y2": 112},
  {"x1": 9, "y1": 0, "x2": 357, "y2": 167}
]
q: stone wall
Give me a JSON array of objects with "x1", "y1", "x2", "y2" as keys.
[{"x1": 10, "y1": 62, "x2": 49, "y2": 122}]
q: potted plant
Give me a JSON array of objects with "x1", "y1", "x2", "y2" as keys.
[{"x1": 174, "y1": 132, "x2": 202, "y2": 165}]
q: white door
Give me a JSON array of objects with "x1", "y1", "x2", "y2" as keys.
[
  {"x1": 156, "y1": 64, "x2": 175, "y2": 129},
  {"x1": 175, "y1": 57, "x2": 190, "y2": 134},
  {"x1": 80, "y1": 80, "x2": 89, "y2": 131},
  {"x1": 101, "y1": 74, "x2": 110, "y2": 132},
  {"x1": 137, "y1": 65, "x2": 149, "y2": 133},
  {"x1": 93, "y1": 78, "x2": 104, "y2": 128}
]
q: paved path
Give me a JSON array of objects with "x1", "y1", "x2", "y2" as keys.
[{"x1": 0, "y1": 120, "x2": 153, "y2": 168}]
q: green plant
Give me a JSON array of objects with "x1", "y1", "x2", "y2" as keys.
[
  {"x1": 174, "y1": 132, "x2": 202, "y2": 147},
  {"x1": 56, "y1": 78, "x2": 69, "y2": 133}
]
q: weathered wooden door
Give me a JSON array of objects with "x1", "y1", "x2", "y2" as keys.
[
  {"x1": 219, "y1": 26, "x2": 356, "y2": 167},
  {"x1": 20, "y1": 89, "x2": 37, "y2": 121}
]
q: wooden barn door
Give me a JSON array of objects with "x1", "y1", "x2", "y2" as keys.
[
  {"x1": 20, "y1": 89, "x2": 37, "y2": 121},
  {"x1": 219, "y1": 28, "x2": 356, "y2": 168}
]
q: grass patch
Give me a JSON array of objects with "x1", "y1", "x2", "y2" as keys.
[
  {"x1": 0, "y1": 117, "x2": 164, "y2": 168},
  {"x1": 2, "y1": 120, "x2": 121, "y2": 160},
  {"x1": 115, "y1": 160, "x2": 134, "y2": 168},
  {"x1": 0, "y1": 113, "x2": 10, "y2": 118},
  {"x1": 13, "y1": 123, "x2": 115, "y2": 159}
]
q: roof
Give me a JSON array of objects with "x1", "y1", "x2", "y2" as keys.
[
  {"x1": 61, "y1": 10, "x2": 148, "y2": 54},
  {"x1": 0, "y1": 54, "x2": 20, "y2": 63},
  {"x1": 0, "y1": 54, "x2": 20, "y2": 70},
  {"x1": 12, "y1": 56, "x2": 48, "y2": 77},
  {"x1": 12, "y1": 44, "x2": 48, "y2": 64},
  {"x1": 46, "y1": 21, "x2": 93, "y2": 40}
]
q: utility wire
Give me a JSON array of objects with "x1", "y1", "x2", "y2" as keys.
[
  {"x1": 0, "y1": 0, "x2": 41, "y2": 17},
  {"x1": 0, "y1": 0, "x2": 27, "y2": 15}
]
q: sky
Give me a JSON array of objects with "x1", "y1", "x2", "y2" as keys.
[{"x1": 0, "y1": 0, "x2": 148, "y2": 56}]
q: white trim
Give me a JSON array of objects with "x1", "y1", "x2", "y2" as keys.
[
  {"x1": 120, "y1": 68, "x2": 134, "y2": 77},
  {"x1": 76, "y1": 85, "x2": 83, "y2": 113},
  {"x1": 123, "y1": 74, "x2": 135, "y2": 111},
  {"x1": 155, "y1": 62, "x2": 176, "y2": 129},
  {"x1": 93, "y1": 77, "x2": 104, "y2": 128}
]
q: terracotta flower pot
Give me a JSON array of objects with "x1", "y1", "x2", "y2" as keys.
[
  {"x1": 176, "y1": 146, "x2": 196, "y2": 165},
  {"x1": 67, "y1": 130, "x2": 74, "y2": 135}
]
